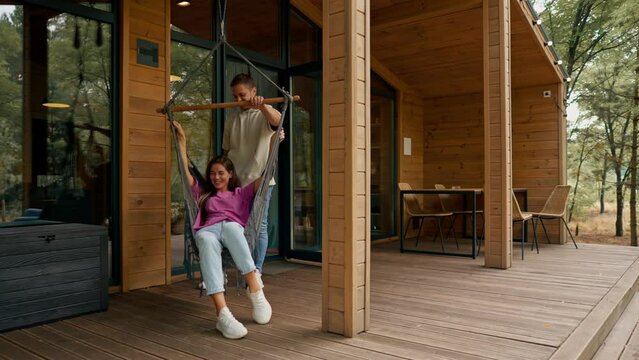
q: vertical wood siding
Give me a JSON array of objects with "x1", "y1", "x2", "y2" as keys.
[{"x1": 120, "y1": 0, "x2": 170, "y2": 290}]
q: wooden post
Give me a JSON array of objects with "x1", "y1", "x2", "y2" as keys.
[
  {"x1": 483, "y1": 0, "x2": 512, "y2": 269},
  {"x1": 322, "y1": 0, "x2": 371, "y2": 336}
]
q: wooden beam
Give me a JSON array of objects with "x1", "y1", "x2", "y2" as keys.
[
  {"x1": 371, "y1": 0, "x2": 482, "y2": 30},
  {"x1": 291, "y1": 0, "x2": 322, "y2": 26},
  {"x1": 511, "y1": 0, "x2": 564, "y2": 84},
  {"x1": 291, "y1": 0, "x2": 402, "y2": 95}
]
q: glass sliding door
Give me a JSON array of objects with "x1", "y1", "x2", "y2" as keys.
[
  {"x1": 0, "y1": 3, "x2": 116, "y2": 282},
  {"x1": 290, "y1": 73, "x2": 321, "y2": 257},
  {"x1": 371, "y1": 74, "x2": 396, "y2": 240}
]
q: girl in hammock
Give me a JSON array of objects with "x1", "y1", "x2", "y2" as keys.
[{"x1": 173, "y1": 121, "x2": 271, "y2": 340}]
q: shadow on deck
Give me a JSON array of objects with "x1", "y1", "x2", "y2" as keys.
[{"x1": 2, "y1": 241, "x2": 639, "y2": 359}]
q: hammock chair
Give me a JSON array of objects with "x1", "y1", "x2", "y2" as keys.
[{"x1": 158, "y1": 0, "x2": 299, "y2": 294}]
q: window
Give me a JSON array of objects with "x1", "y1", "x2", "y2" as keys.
[
  {"x1": 289, "y1": 9, "x2": 319, "y2": 67},
  {"x1": 371, "y1": 74, "x2": 397, "y2": 240},
  {"x1": 0, "y1": 3, "x2": 116, "y2": 279}
]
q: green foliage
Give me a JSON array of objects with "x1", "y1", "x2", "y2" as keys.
[{"x1": 535, "y1": 0, "x2": 639, "y2": 234}]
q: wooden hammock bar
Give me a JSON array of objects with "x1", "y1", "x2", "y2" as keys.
[{"x1": 157, "y1": 95, "x2": 300, "y2": 114}]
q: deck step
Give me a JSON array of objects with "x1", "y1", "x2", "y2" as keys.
[{"x1": 593, "y1": 291, "x2": 639, "y2": 360}]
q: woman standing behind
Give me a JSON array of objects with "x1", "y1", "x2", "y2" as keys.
[{"x1": 173, "y1": 121, "x2": 271, "y2": 340}]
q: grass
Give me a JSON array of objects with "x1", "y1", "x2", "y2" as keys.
[{"x1": 571, "y1": 203, "x2": 637, "y2": 246}]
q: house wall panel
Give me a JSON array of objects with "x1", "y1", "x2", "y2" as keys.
[{"x1": 120, "y1": 0, "x2": 170, "y2": 291}]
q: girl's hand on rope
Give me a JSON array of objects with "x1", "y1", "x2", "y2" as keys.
[
  {"x1": 278, "y1": 128, "x2": 285, "y2": 143},
  {"x1": 173, "y1": 121, "x2": 187, "y2": 146}
]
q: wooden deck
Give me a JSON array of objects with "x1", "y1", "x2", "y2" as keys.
[{"x1": 2, "y1": 241, "x2": 639, "y2": 359}]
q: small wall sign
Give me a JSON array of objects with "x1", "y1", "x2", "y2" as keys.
[{"x1": 137, "y1": 39, "x2": 159, "y2": 67}]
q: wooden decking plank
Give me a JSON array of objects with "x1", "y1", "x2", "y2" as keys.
[
  {"x1": 551, "y1": 257, "x2": 639, "y2": 360},
  {"x1": 121, "y1": 290, "x2": 354, "y2": 360},
  {"x1": 43, "y1": 321, "x2": 162, "y2": 360},
  {"x1": 139, "y1": 285, "x2": 425, "y2": 360},
  {"x1": 92, "y1": 302, "x2": 279, "y2": 360},
  {"x1": 109, "y1": 293, "x2": 405, "y2": 360},
  {"x1": 620, "y1": 304, "x2": 639, "y2": 360},
  {"x1": 370, "y1": 277, "x2": 592, "y2": 318},
  {"x1": 1, "y1": 330, "x2": 85, "y2": 360},
  {"x1": 84, "y1": 309, "x2": 238, "y2": 360},
  {"x1": 154, "y1": 284, "x2": 553, "y2": 358},
  {"x1": 367, "y1": 323, "x2": 554, "y2": 360},
  {"x1": 371, "y1": 291, "x2": 571, "y2": 345},
  {"x1": 110, "y1": 293, "x2": 323, "y2": 360},
  {"x1": 335, "y1": 332, "x2": 492, "y2": 360},
  {"x1": 370, "y1": 265, "x2": 607, "y2": 305},
  {"x1": 594, "y1": 292, "x2": 639, "y2": 360},
  {"x1": 24, "y1": 325, "x2": 117, "y2": 360},
  {"x1": 0, "y1": 336, "x2": 44, "y2": 359},
  {"x1": 66, "y1": 317, "x2": 205, "y2": 360},
  {"x1": 370, "y1": 309, "x2": 558, "y2": 348}
]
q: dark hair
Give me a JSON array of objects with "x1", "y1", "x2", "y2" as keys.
[
  {"x1": 230, "y1": 73, "x2": 256, "y2": 89},
  {"x1": 197, "y1": 155, "x2": 242, "y2": 214}
]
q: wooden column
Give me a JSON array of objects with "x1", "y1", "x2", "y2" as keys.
[
  {"x1": 322, "y1": 0, "x2": 371, "y2": 337},
  {"x1": 120, "y1": 0, "x2": 171, "y2": 290},
  {"x1": 483, "y1": 0, "x2": 513, "y2": 269}
]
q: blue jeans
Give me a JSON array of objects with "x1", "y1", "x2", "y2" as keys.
[
  {"x1": 195, "y1": 221, "x2": 256, "y2": 295},
  {"x1": 254, "y1": 185, "x2": 273, "y2": 272}
]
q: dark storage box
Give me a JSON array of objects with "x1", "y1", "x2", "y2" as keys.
[{"x1": 0, "y1": 223, "x2": 108, "y2": 331}]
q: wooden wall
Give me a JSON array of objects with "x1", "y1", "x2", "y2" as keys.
[
  {"x1": 398, "y1": 92, "x2": 425, "y2": 189},
  {"x1": 120, "y1": 0, "x2": 171, "y2": 291},
  {"x1": 423, "y1": 93, "x2": 484, "y2": 188},
  {"x1": 512, "y1": 83, "x2": 565, "y2": 242}
]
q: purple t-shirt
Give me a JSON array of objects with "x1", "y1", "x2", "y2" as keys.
[{"x1": 191, "y1": 180, "x2": 256, "y2": 233}]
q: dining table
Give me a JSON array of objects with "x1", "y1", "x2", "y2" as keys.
[{"x1": 399, "y1": 187, "x2": 528, "y2": 259}]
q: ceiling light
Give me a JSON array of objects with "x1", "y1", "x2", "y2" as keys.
[
  {"x1": 42, "y1": 102, "x2": 70, "y2": 108},
  {"x1": 177, "y1": 1, "x2": 190, "y2": 6}
]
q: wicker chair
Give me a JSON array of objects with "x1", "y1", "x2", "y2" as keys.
[
  {"x1": 434, "y1": 184, "x2": 484, "y2": 250},
  {"x1": 531, "y1": 185, "x2": 577, "y2": 249},
  {"x1": 398, "y1": 183, "x2": 453, "y2": 252},
  {"x1": 512, "y1": 191, "x2": 536, "y2": 260}
]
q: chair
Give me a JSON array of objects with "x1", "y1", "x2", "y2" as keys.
[
  {"x1": 512, "y1": 191, "x2": 536, "y2": 260},
  {"x1": 530, "y1": 185, "x2": 578, "y2": 249},
  {"x1": 398, "y1": 183, "x2": 454, "y2": 252},
  {"x1": 434, "y1": 184, "x2": 484, "y2": 250}
]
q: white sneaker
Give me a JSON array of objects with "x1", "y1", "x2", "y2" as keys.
[
  {"x1": 247, "y1": 289, "x2": 272, "y2": 324},
  {"x1": 216, "y1": 307, "x2": 248, "y2": 339},
  {"x1": 255, "y1": 270, "x2": 264, "y2": 289}
]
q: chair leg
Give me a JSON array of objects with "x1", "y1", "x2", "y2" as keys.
[
  {"x1": 436, "y1": 218, "x2": 446, "y2": 253},
  {"x1": 477, "y1": 213, "x2": 485, "y2": 256},
  {"x1": 445, "y1": 214, "x2": 457, "y2": 247},
  {"x1": 521, "y1": 221, "x2": 525, "y2": 260},
  {"x1": 562, "y1": 217, "x2": 578, "y2": 249},
  {"x1": 531, "y1": 217, "x2": 540, "y2": 254},
  {"x1": 404, "y1": 216, "x2": 412, "y2": 243},
  {"x1": 415, "y1": 217, "x2": 425, "y2": 247},
  {"x1": 539, "y1": 218, "x2": 551, "y2": 244}
]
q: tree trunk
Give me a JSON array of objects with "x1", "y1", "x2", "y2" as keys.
[
  {"x1": 569, "y1": 142, "x2": 588, "y2": 222},
  {"x1": 632, "y1": 38, "x2": 639, "y2": 246},
  {"x1": 600, "y1": 156, "x2": 607, "y2": 213},
  {"x1": 631, "y1": 116, "x2": 637, "y2": 245},
  {"x1": 616, "y1": 166, "x2": 625, "y2": 236}
]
